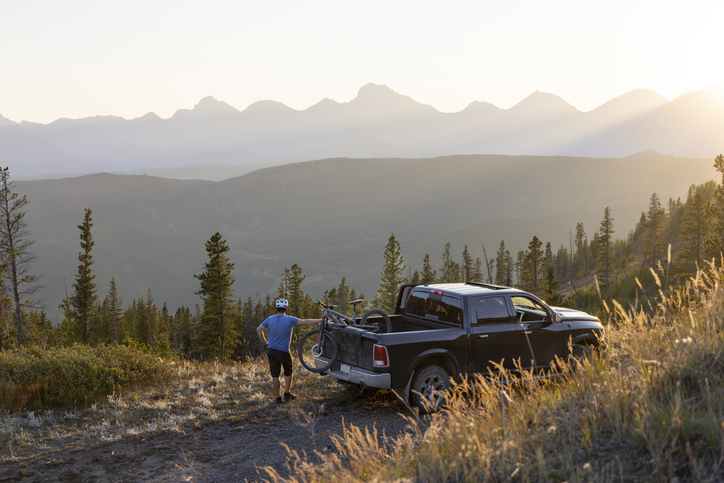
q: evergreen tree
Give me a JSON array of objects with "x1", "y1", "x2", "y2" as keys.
[
  {"x1": 472, "y1": 257, "x2": 484, "y2": 283},
  {"x1": 574, "y1": 222, "x2": 586, "y2": 277},
  {"x1": 195, "y1": 232, "x2": 237, "y2": 359},
  {"x1": 543, "y1": 266, "x2": 561, "y2": 305},
  {"x1": 461, "y1": 245, "x2": 474, "y2": 282},
  {"x1": 410, "y1": 270, "x2": 421, "y2": 285},
  {"x1": 440, "y1": 242, "x2": 460, "y2": 283},
  {"x1": 678, "y1": 185, "x2": 712, "y2": 274},
  {"x1": 420, "y1": 254, "x2": 436, "y2": 284},
  {"x1": 102, "y1": 277, "x2": 123, "y2": 343},
  {"x1": 515, "y1": 250, "x2": 525, "y2": 288},
  {"x1": 705, "y1": 154, "x2": 724, "y2": 261},
  {"x1": 646, "y1": 192, "x2": 666, "y2": 268},
  {"x1": 495, "y1": 241, "x2": 510, "y2": 286},
  {"x1": 283, "y1": 263, "x2": 306, "y2": 316},
  {"x1": 0, "y1": 167, "x2": 39, "y2": 346},
  {"x1": 66, "y1": 208, "x2": 98, "y2": 343},
  {"x1": 597, "y1": 206, "x2": 615, "y2": 297},
  {"x1": 523, "y1": 236, "x2": 544, "y2": 295},
  {"x1": 377, "y1": 233, "x2": 405, "y2": 313},
  {"x1": 336, "y1": 277, "x2": 351, "y2": 315}
]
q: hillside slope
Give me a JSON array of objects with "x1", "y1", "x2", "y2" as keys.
[{"x1": 19, "y1": 153, "x2": 716, "y2": 317}]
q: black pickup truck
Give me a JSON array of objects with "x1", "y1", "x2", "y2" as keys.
[{"x1": 314, "y1": 282, "x2": 604, "y2": 412}]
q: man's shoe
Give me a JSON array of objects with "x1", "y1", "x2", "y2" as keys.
[
  {"x1": 275, "y1": 396, "x2": 283, "y2": 405},
  {"x1": 283, "y1": 392, "x2": 296, "y2": 402}
]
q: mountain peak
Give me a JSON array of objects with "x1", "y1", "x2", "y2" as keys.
[
  {"x1": 349, "y1": 83, "x2": 438, "y2": 117},
  {"x1": 173, "y1": 96, "x2": 240, "y2": 118},
  {"x1": 509, "y1": 91, "x2": 579, "y2": 116}
]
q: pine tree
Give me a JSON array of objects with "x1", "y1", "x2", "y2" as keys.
[
  {"x1": 195, "y1": 232, "x2": 237, "y2": 359},
  {"x1": 283, "y1": 263, "x2": 306, "y2": 316},
  {"x1": 420, "y1": 254, "x2": 436, "y2": 284},
  {"x1": 377, "y1": 233, "x2": 405, "y2": 313},
  {"x1": 574, "y1": 222, "x2": 586, "y2": 277},
  {"x1": 646, "y1": 192, "x2": 666, "y2": 268},
  {"x1": 461, "y1": 245, "x2": 474, "y2": 282},
  {"x1": 705, "y1": 154, "x2": 724, "y2": 261},
  {"x1": 597, "y1": 206, "x2": 615, "y2": 297},
  {"x1": 0, "y1": 167, "x2": 39, "y2": 346},
  {"x1": 440, "y1": 242, "x2": 460, "y2": 283},
  {"x1": 523, "y1": 236, "x2": 544, "y2": 295},
  {"x1": 678, "y1": 185, "x2": 712, "y2": 274},
  {"x1": 66, "y1": 208, "x2": 98, "y2": 343},
  {"x1": 495, "y1": 241, "x2": 510, "y2": 286},
  {"x1": 102, "y1": 277, "x2": 123, "y2": 343},
  {"x1": 336, "y1": 277, "x2": 351, "y2": 315}
]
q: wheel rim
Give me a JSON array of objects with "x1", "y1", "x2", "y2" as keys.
[{"x1": 420, "y1": 374, "x2": 446, "y2": 405}]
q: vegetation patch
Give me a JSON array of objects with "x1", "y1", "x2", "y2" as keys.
[{"x1": 0, "y1": 344, "x2": 172, "y2": 411}]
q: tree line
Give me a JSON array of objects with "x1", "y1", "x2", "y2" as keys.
[{"x1": 2, "y1": 154, "x2": 724, "y2": 357}]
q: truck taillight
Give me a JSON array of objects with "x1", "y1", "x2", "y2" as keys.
[{"x1": 373, "y1": 344, "x2": 389, "y2": 367}]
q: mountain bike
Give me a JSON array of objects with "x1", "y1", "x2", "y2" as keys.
[{"x1": 297, "y1": 299, "x2": 392, "y2": 373}]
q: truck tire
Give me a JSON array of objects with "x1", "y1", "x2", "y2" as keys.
[
  {"x1": 569, "y1": 344, "x2": 593, "y2": 368},
  {"x1": 297, "y1": 329, "x2": 338, "y2": 373},
  {"x1": 360, "y1": 309, "x2": 393, "y2": 334},
  {"x1": 410, "y1": 364, "x2": 450, "y2": 413}
]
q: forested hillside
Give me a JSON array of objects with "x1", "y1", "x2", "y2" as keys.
[
  {"x1": 0, "y1": 153, "x2": 723, "y2": 401},
  {"x1": 16, "y1": 153, "x2": 714, "y2": 320}
]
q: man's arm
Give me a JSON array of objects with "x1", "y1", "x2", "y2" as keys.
[
  {"x1": 256, "y1": 323, "x2": 268, "y2": 345},
  {"x1": 296, "y1": 318, "x2": 322, "y2": 326}
]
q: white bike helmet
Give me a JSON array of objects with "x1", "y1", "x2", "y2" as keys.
[{"x1": 275, "y1": 299, "x2": 289, "y2": 309}]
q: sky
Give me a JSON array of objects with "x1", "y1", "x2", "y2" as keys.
[{"x1": 1, "y1": 0, "x2": 723, "y2": 124}]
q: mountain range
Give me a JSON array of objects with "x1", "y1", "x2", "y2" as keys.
[
  {"x1": 18, "y1": 153, "x2": 717, "y2": 318},
  {"x1": 3, "y1": 84, "x2": 724, "y2": 180}
]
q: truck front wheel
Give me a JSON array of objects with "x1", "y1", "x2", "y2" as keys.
[{"x1": 410, "y1": 364, "x2": 450, "y2": 413}]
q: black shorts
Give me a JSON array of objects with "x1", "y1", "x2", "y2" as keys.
[{"x1": 267, "y1": 348, "x2": 293, "y2": 377}]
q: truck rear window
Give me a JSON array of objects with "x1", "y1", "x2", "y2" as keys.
[{"x1": 405, "y1": 291, "x2": 463, "y2": 327}]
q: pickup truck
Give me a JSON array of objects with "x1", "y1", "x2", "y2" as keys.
[{"x1": 313, "y1": 282, "x2": 605, "y2": 412}]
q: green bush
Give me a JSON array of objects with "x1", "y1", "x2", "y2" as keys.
[{"x1": 0, "y1": 343, "x2": 172, "y2": 411}]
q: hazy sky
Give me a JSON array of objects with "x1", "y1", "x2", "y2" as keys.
[{"x1": 2, "y1": 0, "x2": 723, "y2": 123}]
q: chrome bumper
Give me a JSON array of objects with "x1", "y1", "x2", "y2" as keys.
[{"x1": 314, "y1": 357, "x2": 391, "y2": 389}]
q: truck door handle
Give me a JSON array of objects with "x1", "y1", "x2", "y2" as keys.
[
  {"x1": 523, "y1": 331, "x2": 532, "y2": 335},
  {"x1": 476, "y1": 334, "x2": 489, "y2": 339}
]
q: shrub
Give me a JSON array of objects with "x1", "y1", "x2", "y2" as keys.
[{"x1": 0, "y1": 343, "x2": 172, "y2": 412}]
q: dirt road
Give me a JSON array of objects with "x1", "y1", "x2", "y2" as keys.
[{"x1": 0, "y1": 389, "x2": 413, "y2": 482}]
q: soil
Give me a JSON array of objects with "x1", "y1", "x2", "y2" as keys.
[{"x1": 0, "y1": 389, "x2": 416, "y2": 483}]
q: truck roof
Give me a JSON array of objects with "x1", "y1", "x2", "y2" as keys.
[{"x1": 413, "y1": 282, "x2": 520, "y2": 298}]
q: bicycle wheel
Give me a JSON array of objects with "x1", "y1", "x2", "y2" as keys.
[
  {"x1": 360, "y1": 309, "x2": 393, "y2": 334},
  {"x1": 297, "y1": 328, "x2": 338, "y2": 373}
]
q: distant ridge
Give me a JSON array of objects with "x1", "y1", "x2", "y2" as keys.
[{"x1": 3, "y1": 82, "x2": 724, "y2": 178}]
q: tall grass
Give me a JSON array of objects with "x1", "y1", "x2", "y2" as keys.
[{"x1": 266, "y1": 263, "x2": 724, "y2": 482}]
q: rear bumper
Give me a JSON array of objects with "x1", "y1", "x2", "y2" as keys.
[{"x1": 314, "y1": 357, "x2": 391, "y2": 389}]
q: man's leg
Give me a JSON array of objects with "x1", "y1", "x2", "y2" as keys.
[
  {"x1": 284, "y1": 374, "x2": 293, "y2": 394},
  {"x1": 272, "y1": 377, "x2": 282, "y2": 397}
]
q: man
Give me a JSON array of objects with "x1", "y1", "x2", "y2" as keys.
[{"x1": 257, "y1": 299, "x2": 321, "y2": 404}]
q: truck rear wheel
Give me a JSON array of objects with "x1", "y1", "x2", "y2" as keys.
[
  {"x1": 410, "y1": 364, "x2": 450, "y2": 413},
  {"x1": 360, "y1": 309, "x2": 393, "y2": 333}
]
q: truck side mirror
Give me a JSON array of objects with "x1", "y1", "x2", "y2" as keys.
[{"x1": 554, "y1": 312, "x2": 563, "y2": 323}]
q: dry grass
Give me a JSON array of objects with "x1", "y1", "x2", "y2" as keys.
[
  {"x1": 262, "y1": 263, "x2": 724, "y2": 482},
  {"x1": 0, "y1": 356, "x2": 343, "y2": 465}
]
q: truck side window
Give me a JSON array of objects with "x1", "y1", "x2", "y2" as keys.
[
  {"x1": 405, "y1": 291, "x2": 463, "y2": 327},
  {"x1": 474, "y1": 296, "x2": 510, "y2": 325}
]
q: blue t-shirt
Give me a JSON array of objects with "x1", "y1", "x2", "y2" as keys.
[{"x1": 262, "y1": 314, "x2": 300, "y2": 352}]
